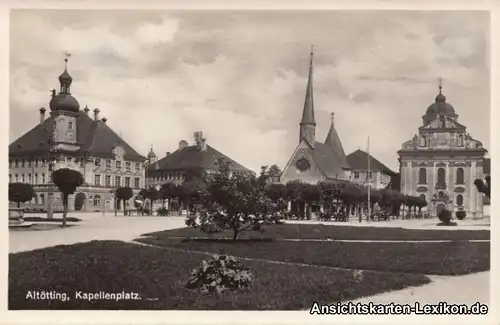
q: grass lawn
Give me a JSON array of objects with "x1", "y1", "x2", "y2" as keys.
[
  {"x1": 137, "y1": 237, "x2": 490, "y2": 276},
  {"x1": 144, "y1": 224, "x2": 490, "y2": 241},
  {"x1": 9, "y1": 241, "x2": 429, "y2": 310}
]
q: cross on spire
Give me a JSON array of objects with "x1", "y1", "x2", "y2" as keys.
[
  {"x1": 331, "y1": 112, "x2": 335, "y2": 124},
  {"x1": 63, "y1": 51, "x2": 71, "y2": 69},
  {"x1": 438, "y1": 77, "x2": 443, "y2": 94}
]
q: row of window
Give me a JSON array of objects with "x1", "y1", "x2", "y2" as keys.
[
  {"x1": 9, "y1": 158, "x2": 142, "y2": 171},
  {"x1": 9, "y1": 158, "x2": 49, "y2": 168},
  {"x1": 353, "y1": 171, "x2": 373, "y2": 179},
  {"x1": 418, "y1": 193, "x2": 464, "y2": 206},
  {"x1": 149, "y1": 173, "x2": 185, "y2": 181},
  {"x1": 418, "y1": 167, "x2": 465, "y2": 185},
  {"x1": 9, "y1": 173, "x2": 47, "y2": 184},
  {"x1": 95, "y1": 159, "x2": 141, "y2": 172},
  {"x1": 94, "y1": 174, "x2": 141, "y2": 189}
]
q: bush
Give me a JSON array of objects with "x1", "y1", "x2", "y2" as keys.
[
  {"x1": 455, "y1": 210, "x2": 466, "y2": 220},
  {"x1": 438, "y1": 210, "x2": 452, "y2": 224},
  {"x1": 157, "y1": 207, "x2": 169, "y2": 216},
  {"x1": 186, "y1": 254, "x2": 253, "y2": 294}
]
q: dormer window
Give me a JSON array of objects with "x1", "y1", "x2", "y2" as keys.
[
  {"x1": 106, "y1": 160, "x2": 111, "y2": 169},
  {"x1": 95, "y1": 159, "x2": 101, "y2": 167}
]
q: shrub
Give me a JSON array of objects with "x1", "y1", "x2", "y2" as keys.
[
  {"x1": 438, "y1": 210, "x2": 452, "y2": 224},
  {"x1": 186, "y1": 254, "x2": 253, "y2": 294},
  {"x1": 9, "y1": 183, "x2": 35, "y2": 208},
  {"x1": 456, "y1": 210, "x2": 466, "y2": 220},
  {"x1": 157, "y1": 207, "x2": 169, "y2": 216}
]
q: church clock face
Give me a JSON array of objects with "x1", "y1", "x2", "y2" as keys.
[{"x1": 296, "y1": 157, "x2": 310, "y2": 172}]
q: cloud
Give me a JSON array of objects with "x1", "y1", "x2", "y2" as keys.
[{"x1": 10, "y1": 10, "x2": 490, "y2": 172}]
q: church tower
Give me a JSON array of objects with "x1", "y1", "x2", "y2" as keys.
[
  {"x1": 49, "y1": 52, "x2": 80, "y2": 153},
  {"x1": 299, "y1": 46, "x2": 316, "y2": 148}
]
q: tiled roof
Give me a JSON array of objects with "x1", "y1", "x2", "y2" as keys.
[
  {"x1": 324, "y1": 122, "x2": 350, "y2": 169},
  {"x1": 347, "y1": 149, "x2": 395, "y2": 175},
  {"x1": 147, "y1": 144, "x2": 251, "y2": 173},
  {"x1": 483, "y1": 158, "x2": 490, "y2": 174},
  {"x1": 9, "y1": 111, "x2": 146, "y2": 161},
  {"x1": 311, "y1": 141, "x2": 349, "y2": 180}
]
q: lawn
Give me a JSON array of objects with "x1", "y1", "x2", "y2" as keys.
[
  {"x1": 9, "y1": 241, "x2": 430, "y2": 310},
  {"x1": 143, "y1": 223, "x2": 490, "y2": 241},
  {"x1": 137, "y1": 237, "x2": 490, "y2": 276}
]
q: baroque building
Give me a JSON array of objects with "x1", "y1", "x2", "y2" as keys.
[
  {"x1": 9, "y1": 56, "x2": 147, "y2": 212},
  {"x1": 281, "y1": 49, "x2": 351, "y2": 184},
  {"x1": 397, "y1": 82, "x2": 488, "y2": 217}
]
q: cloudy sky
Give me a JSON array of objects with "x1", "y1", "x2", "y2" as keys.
[{"x1": 9, "y1": 10, "x2": 490, "y2": 172}]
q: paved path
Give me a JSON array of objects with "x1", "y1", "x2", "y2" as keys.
[
  {"x1": 350, "y1": 271, "x2": 490, "y2": 307},
  {"x1": 287, "y1": 218, "x2": 490, "y2": 231},
  {"x1": 9, "y1": 213, "x2": 186, "y2": 253}
]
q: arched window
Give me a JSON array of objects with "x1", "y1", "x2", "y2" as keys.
[
  {"x1": 418, "y1": 168, "x2": 427, "y2": 184},
  {"x1": 437, "y1": 168, "x2": 445, "y2": 185},
  {"x1": 457, "y1": 134, "x2": 463, "y2": 146},
  {"x1": 420, "y1": 136, "x2": 426, "y2": 147},
  {"x1": 68, "y1": 121, "x2": 73, "y2": 130},
  {"x1": 456, "y1": 194, "x2": 463, "y2": 206},
  {"x1": 33, "y1": 196, "x2": 38, "y2": 204},
  {"x1": 40, "y1": 194, "x2": 45, "y2": 205},
  {"x1": 93, "y1": 195, "x2": 101, "y2": 207},
  {"x1": 456, "y1": 168, "x2": 464, "y2": 185}
]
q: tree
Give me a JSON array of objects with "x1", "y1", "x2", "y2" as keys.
[
  {"x1": 189, "y1": 158, "x2": 274, "y2": 240},
  {"x1": 9, "y1": 183, "x2": 35, "y2": 208},
  {"x1": 51, "y1": 168, "x2": 84, "y2": 227},
  {"x1": 115, "y1": 187, "x2": 134, "y2": 216},
  {"x1": 267, "y1": 164, "x2": 282, "y2": 183},
  {"x1": 474, "y1": 175, "x2": 490, "y2": 199},
  {"x1": 139, "y1": 187, "x2": 159, "y2": 215},
  {"x1": 181, "y1": 167, "x2": 208, "y2": 211},
  {"x1": 160, "y1": 182, "x2": 178, "y2": 209}
]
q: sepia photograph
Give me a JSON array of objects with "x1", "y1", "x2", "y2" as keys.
[{"x1": 6, "y1": 5, "x2": 493, "y2": 319}]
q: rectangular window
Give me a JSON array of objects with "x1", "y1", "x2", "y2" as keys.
[
  {"x1": 95, "y1": 159, "x2": 101, "y2": 167},
  {"x1": 135, "y1": 162, "x2": 140, "y2": 171},
  {"x1": 134, "y1": 177, "x2": 140, "y2": 189},
  {"x1": 35, "y1": 173, "x2": 38, "y2": 184},
  {"x1": 28, "y1": 159, "x2": 33, "y2": 167},
  {"x1": 354, "y1": 172, "x2": 359, "y2": 179},
  {"x1": 41, "y1": 173, "x2": 45, "y2": 184},
  {"x1": 105, "y1": 175, "x2": 111, "y2": 187},
  {"x1": 28, "y1": 173, "x2": 32, "y2": 183},
  {"x1": 115, "y1": 176, "x2": 121, "y2": 187},
  {"x1": 116, "y1": 161, "x2": 121, "y2": 169},
  {"x1": 15, "y1": 159, "x2": 19, "y2": 168},
  {"x1": 21, "y1": 159, "x2": 25, "y2": 167},
  {"x1": 106, "y1": 160, "x2": 112, "y2": 169},
  {"x1": 94, "y1": 174, "x2": 101, "y2": 186},
  {"x1": 126, "y1": 162, "x2": 131, "y2": 172},
  {"x1": 125, "y1": 177, "x2": 131, "y2": 188}
]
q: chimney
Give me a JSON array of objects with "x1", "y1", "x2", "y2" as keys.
[
  {"x1": 166, "y1": 152, "x2": 171, "y2": 156},
  {"x1": 93, "y1": 108, "x2": 100, "y2": 121},
  {"x1": 39, "y1": 107, "x2": 46, "y2": 125},
  {"x1": 179, "y1": 140, "x2": 188, "y2": 149},
  {"x1": 200, "y1": 138, "x2": 207, "y2": 151},
  {"x1": 102, "y1": 117, "x2": 107, "y2": 123},
  {"x1": 84, "y1": 105, "x2": 90, "y2": 114}
]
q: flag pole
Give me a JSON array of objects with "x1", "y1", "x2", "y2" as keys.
[{"x1": 367, "y1": 136, "x2": 371, "y2": 220}]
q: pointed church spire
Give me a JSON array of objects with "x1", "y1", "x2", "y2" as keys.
[{"x1": 299, "y1": 46, "x2": 316, "y2": 147}]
